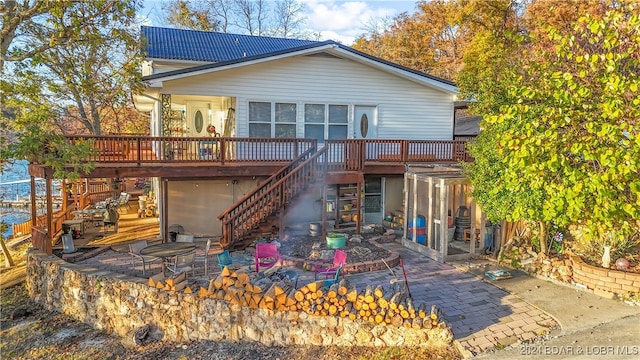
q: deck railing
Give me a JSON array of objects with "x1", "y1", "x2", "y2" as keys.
[
  {"x1": 218, "y1": 144, "x2": 326, "y2": 248},
  {"x1": 64, "y1": 136, "x2": 470, "y2": 167},
  {"x1": 66, "y1": 135, "x2": 318, "y2": 164}
]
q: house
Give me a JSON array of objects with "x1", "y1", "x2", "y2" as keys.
[{"x1": 30, "y1": 26, "x2": 476, "y2": 256}]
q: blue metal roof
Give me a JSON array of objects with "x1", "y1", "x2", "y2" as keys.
[{"x1": 141, "y1": 26, "x2": 319, "y2": 62}]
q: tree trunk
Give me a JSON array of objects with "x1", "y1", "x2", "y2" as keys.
[{"x1": 538, "y1": 220, "x2": 548, "y2": 254}]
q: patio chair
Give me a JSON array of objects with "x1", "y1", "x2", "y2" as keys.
[
  {"x1": 176, "y1": 234, "x2": 194, "y2": 243},
  {"x1": 254, "y1": 243, "x2": 282, "y2": 272},
  {"x1": 194, "y1": 239, "x2": 212, "y2": 275},
  {"x1": 322, "y1": 264, "x2": 344, "y2": 287},
  {"x1": 166, "y1": 251, "x2": 196, "y2": 278},
  {"x1": 128, "y1": 240, "x2": 161, "y2": 275},
  {"x1": 216, "y1": 249, "x2": 252, "y2": 271},
  {"x1": 314, "y1": 249, "x2": 347, "y2": 280},
  {"x1": 116, "y1": 192, "x2": 131, "y2": 212}
]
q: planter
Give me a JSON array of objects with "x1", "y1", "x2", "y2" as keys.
[{"x1": 326, "y1": 233, "x2": 346, "y2": 249}]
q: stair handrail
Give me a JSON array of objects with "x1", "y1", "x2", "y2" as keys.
[
  {"x1": 219, "y1": 146, "x2": 328, "y2": 248},
  {"x1": 218, "y1": 141, "x2": 318, "y2": 221}
]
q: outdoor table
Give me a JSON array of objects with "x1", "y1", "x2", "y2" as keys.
[{"x1": 140, "y1": 242, "x2": 196, "y2": 275}]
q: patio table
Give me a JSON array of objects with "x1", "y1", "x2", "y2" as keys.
[{"x1": 140, "y1": 242, "x2": 196, "y2": 275}]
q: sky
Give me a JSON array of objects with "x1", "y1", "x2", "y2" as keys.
[{"x1": 140, "y1": 0, "x2": 419, "y2": 45}]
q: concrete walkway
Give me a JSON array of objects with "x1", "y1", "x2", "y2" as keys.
[
  {"x1": 76, "y1": 239, "x2": 638, "y2": 357},
  {"x1": 455, "y1": 260, "x2": 640, "y2": 359}
]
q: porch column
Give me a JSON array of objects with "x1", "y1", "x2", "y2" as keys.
[
  {"x1": 161, "y1": 94, "x2": 171, "y2": 136},
  {"x1": 30, "y1": 176, "x2": 37, "y2": 249},
  {"x1": 45, "y1": 173, "x2": 53, "y2": 254}
]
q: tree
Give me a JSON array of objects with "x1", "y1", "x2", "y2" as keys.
[
  {"x1": 164, "y1": 0, "x2": 308, "y2": 38},
  {"x1": 1, "y1": 0, "x2": 144, "y2": 178},
  {"x1": 465, "y1": 3, "x2": 640, "y2": 247}
]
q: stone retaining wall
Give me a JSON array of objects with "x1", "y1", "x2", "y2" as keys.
[
  {"x1": 26, "y1": 249, "x2": 453, "y2": 348},
  {"x1": 570, "y1": 255, "x2": 640, "y2": 298}
]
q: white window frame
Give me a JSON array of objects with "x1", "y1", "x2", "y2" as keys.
[
  {"x1": 248, "y1": 101, "x2": 297, "y2": 138},
  {"x1": 304, "y1": 103, "x2": 349, "y2": 142}
]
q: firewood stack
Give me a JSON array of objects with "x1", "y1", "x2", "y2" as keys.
[
  {"x1": 148, "y1": 266, "x2": 447, "y2": 330},
  {"x1": 147, "y1": 272, "x2": 193, "y2": 293}
]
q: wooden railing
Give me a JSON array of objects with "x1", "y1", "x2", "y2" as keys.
[
  {"x1": 218, "y1": 144, "x2": 326, "y2": 248},
  {"x1": 323, "y1": 139, "x2": 470, "y2": 171},
  {"x1": 66, "y1": 135, "x2": 317, "y2": 164},
  {"x1": 64, "y1": 136, "x2": 470, "y2": 167}
]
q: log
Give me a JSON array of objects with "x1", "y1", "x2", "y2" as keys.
[
  {"x1": 173, "y1": 279, "x2": 188, "y2": 292},
  {"x1": 285, "y1": 288, "x2": 298, "y2": 307},
  {"x1": 337, "y1": 278, "x2": 350, "y2": 296},
  {"x1": 235, "y1": 272, "x2": 250, "y2": 287},
  {"x1": 364, "y1": 285, "x2": 374, "y2": 303},
  {"x1": 345, "y1": 286, "x2": 358, "y2": 303},
  {"x1": 390, "y1": 314, "x2": 404, "y2": 327},
  {"x1": 388, "y1": 292, "x2": 405, "y2": 310},
  {"x1": 263, "y1": 283, "x2": 278, "y2": 304},
  {"x1": 411, "y1": 317, "x2": 423, "y2": 329},
  {"x1": 327, "y1": 283, "x2": 339, "y2": 298},
  {"x1": 166, "y1": 272, "x2": 186, "y2": 287},
  {"x1": 373, "y1": 285, "x2": 384, "y2": 299},
  {"x1": 184, "y1": 286, "x2": 192, "y2": 294},
  {"x1": 430, "y1": 305, "x2": 439, "y2": 320},
  {"x1": 199, "y1": 286, "x2": 209, "y2": 298},
  {"x1": 417, "y1": 303, "x2": 427, "y2": 319},
  {"x1": 221, "y1": 266, "x2": 231, "y2": 277},
  {"x1": 147, "y1": 273, "x2": 164, "y2": 287},
  {"x1": 406, "y1": 298, "x2": 415, "y2": 313},
  {"x1": 294, "y1": 290, "x2": 305, "y2": 302}
]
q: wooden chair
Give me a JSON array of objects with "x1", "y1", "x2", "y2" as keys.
[
  {"x1": 254, "y1": 243, "x2": 282, "y2": 272},
  {"x1": 128, "y1": 240, "x2": 161, "y2": 275},
  {"x1": 314, "y1": 249, "x2": 347, "y2": 280}
]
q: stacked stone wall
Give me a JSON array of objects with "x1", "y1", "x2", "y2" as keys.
[{"x1": 26, "y1": 249, "x2": 453, "y2": 348}]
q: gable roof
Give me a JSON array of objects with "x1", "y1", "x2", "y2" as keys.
[
  {"x1": 142, "y1": 26, "x2": 318, "y2": 62},
  {"x1": 140, "y1": 26, "x2": 457, "y2": 94}
]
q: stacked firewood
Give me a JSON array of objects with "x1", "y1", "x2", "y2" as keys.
[
  {"x1": 147, "y1": 272, "x2": 193, "y2": 293},
  {"x1": 154, "y1": 266, "x2": 447, "y2": 330},
  {"x1": 200, "y1": 266, "x2": 297, "y2": 310},
  {"x1": 293, "y1": 280, "x2": 445, "y2": 329}
]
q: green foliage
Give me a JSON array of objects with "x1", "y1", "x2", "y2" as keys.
[
  {"x1": 466, "y1": 3, "x2": 640, "y2": 245},
  {"x1": 1, "y1": 0, "x2": 143, "y2": 179}
]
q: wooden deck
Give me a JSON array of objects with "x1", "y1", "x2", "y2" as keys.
[{"x1": 41, "y1": 136, "x2": 471, "y2": 179}]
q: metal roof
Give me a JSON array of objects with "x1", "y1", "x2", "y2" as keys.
[{"x1": 141, "y1": 26, "x2": 319, "y2": 62}]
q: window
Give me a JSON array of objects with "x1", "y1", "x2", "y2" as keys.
[
  {"x1": 304, "y1": 104, "x2": 348, "y2": 142},
  {"x1": 275, "y1": 103, "x2": 296, "y2": 138},
  {"x1": 249, "y1": 102, "x2": 297, "y2": 138},
  {"x1": 249, "y1": 102, "x2": 271, "y2": 137},
  {"x1": 304, "y1": 104, "x2": 325, "y2": 142}
]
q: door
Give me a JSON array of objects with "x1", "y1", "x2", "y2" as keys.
[
  {"x1": 354, "y1": 106, "x2": 377, "y2": 139},
  {"x1": 364, "y1": 176, "x2": 384, "y2": 224},
  {"x1": 187, "y1": 102, "x2": 210, "y2": 137}
]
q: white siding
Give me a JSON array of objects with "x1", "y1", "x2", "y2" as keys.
[{"x1": 159, "y1": 55, "x2": 455, "y2": 140}]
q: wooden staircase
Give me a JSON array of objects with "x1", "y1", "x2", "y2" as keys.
[{"x1": 218, "y1": 144, "x2": 329, "y2": 249}]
